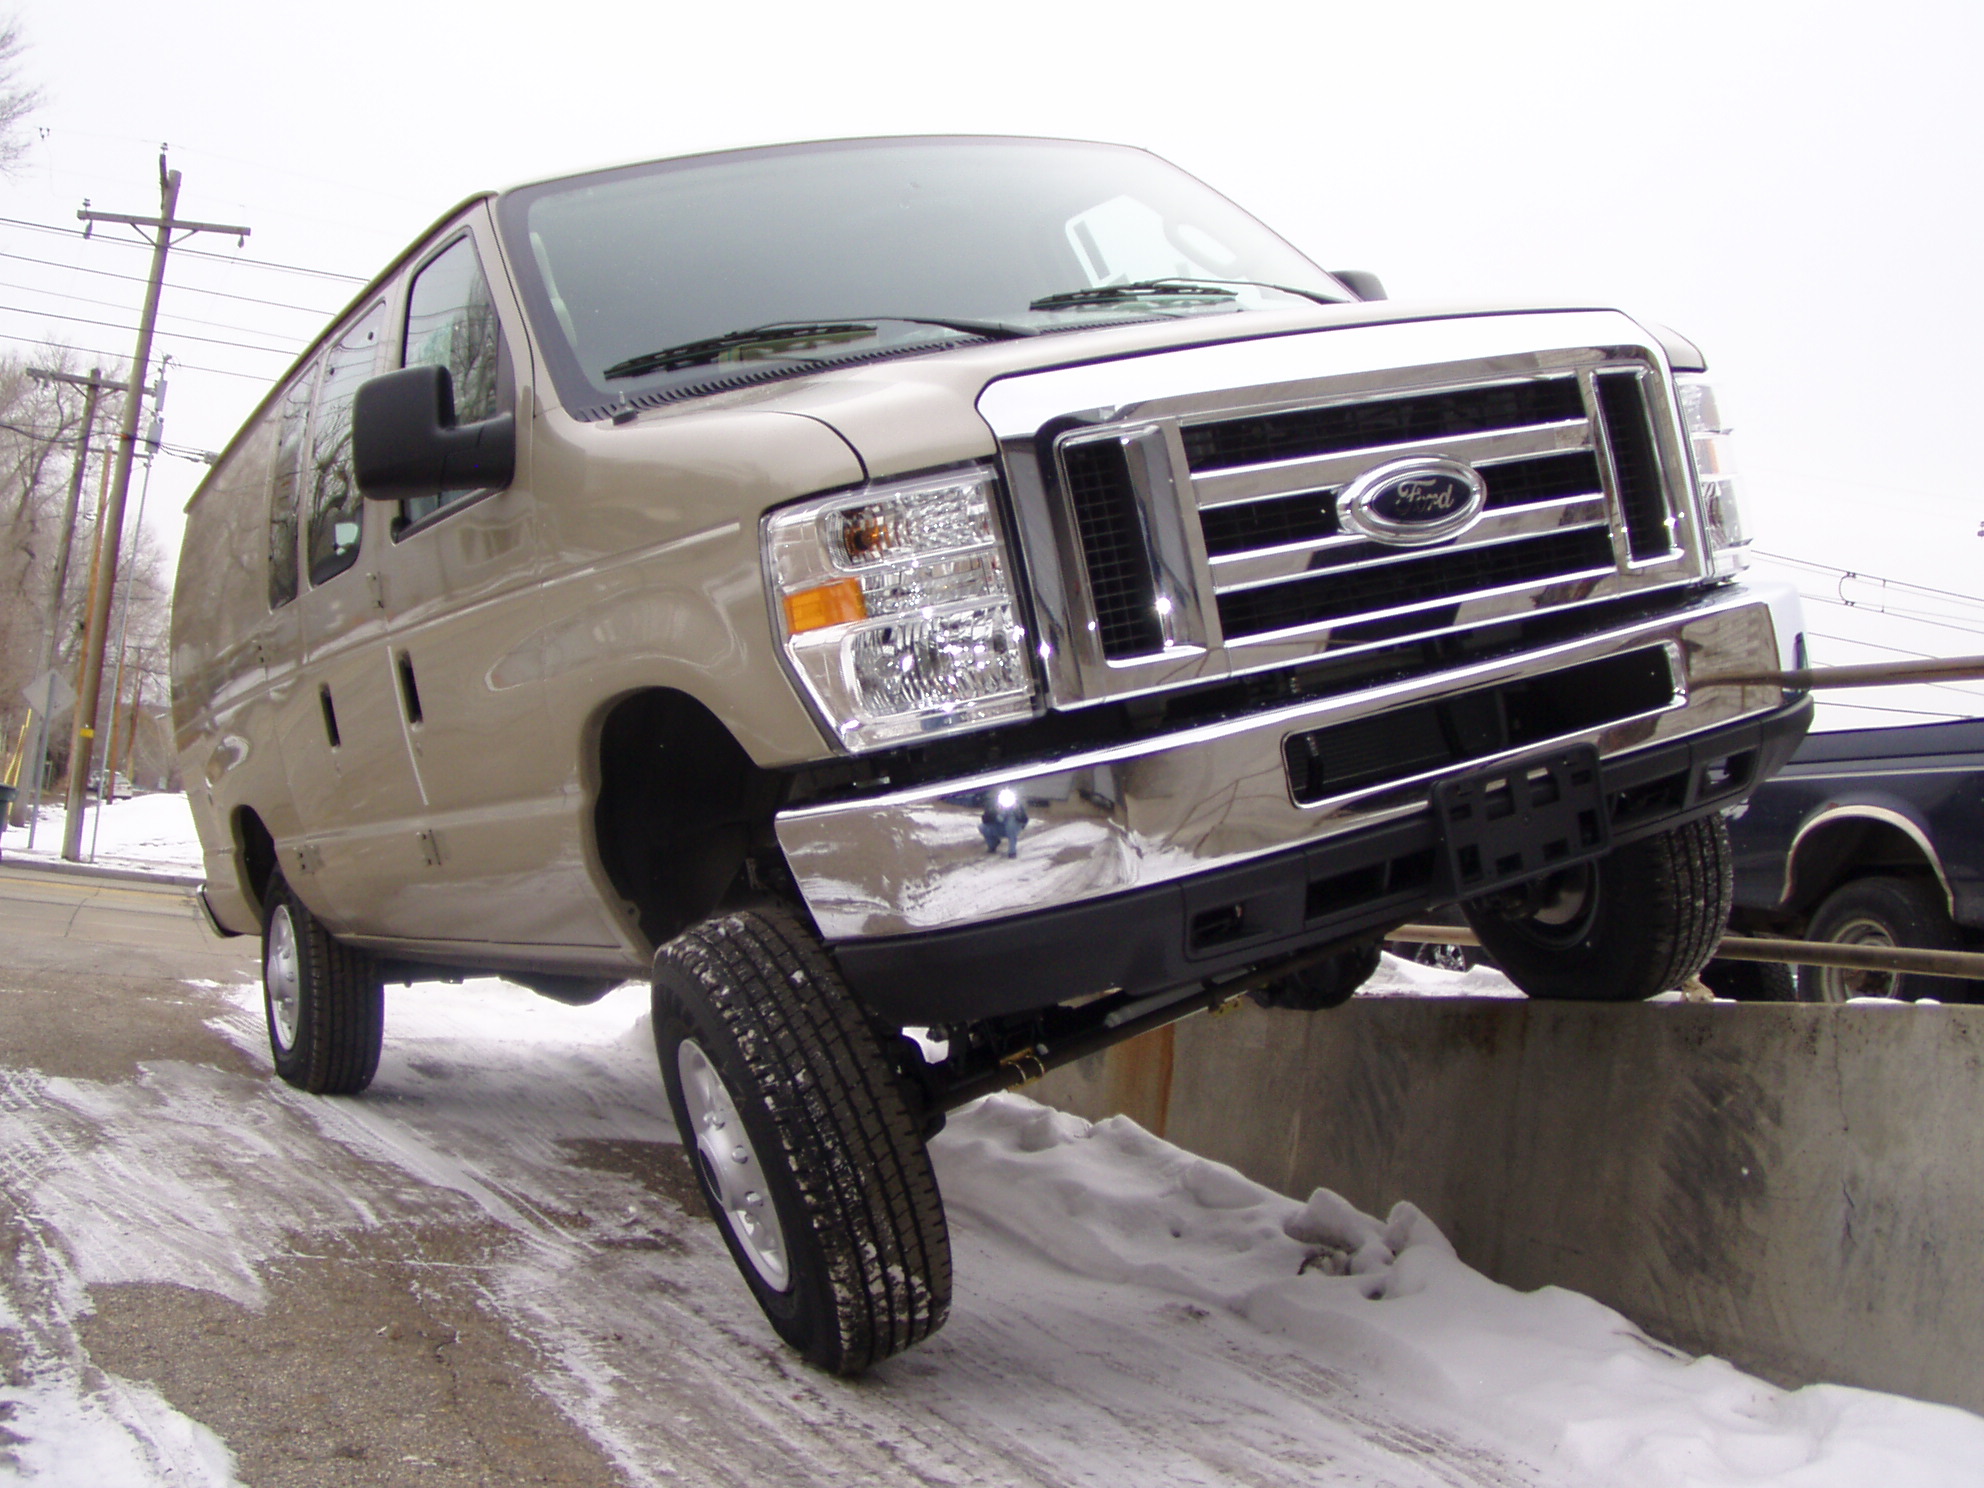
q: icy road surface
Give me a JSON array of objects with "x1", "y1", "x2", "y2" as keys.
[{"x1": 1, "y1": 797, "x2": 1980, "y2": 1485}]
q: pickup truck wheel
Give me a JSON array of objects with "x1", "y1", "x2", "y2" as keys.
[
  {"x1": 1700, "y1": 958, "x2": 1798, "y2": 1001},
  {"x1": 260, "y1": 874, "x2": 384, "y2": 1094},
  {"x1": 1461, "y1": 815, "x2": 1732, "y2": 1002},
  {"x1": 651, "y1": 907, "x2": 951, "y2": 1374},
  {"x1": 1798, "y1": 875, "x2": 1970, "y2": 1003}
]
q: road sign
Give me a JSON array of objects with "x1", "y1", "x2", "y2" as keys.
[{"x1": 21, "y1": 670, "x2": 76, "y2": 719}]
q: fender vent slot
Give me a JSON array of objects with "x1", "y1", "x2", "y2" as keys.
[{"x1": 396, "y1": 651, "x2": 424, "y2": 726}]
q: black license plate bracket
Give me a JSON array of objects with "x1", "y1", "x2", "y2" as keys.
[{"x1": 1434, "y1": 744, "x2": 1610, "y2": 898}]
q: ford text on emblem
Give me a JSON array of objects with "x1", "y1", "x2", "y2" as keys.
[{"x1": 1337, "y1": 457, "x2": 1489, "y2": 547}]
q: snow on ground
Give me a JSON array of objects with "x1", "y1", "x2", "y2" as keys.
[
  {"x1": 3, "y1": 795, "x2": 1980, "y2": 1484},
  {"x1": 2, "y1": 794, "x2": 205, "y2": 876}
]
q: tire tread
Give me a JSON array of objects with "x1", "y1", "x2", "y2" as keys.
[{"x1": 656, "y1": 908, "x2": 949, "y2": 1372}]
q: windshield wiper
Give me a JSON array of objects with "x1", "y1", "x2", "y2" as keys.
[
  {"x1": 604, "y1": 322, "x2": 876, "y2": 380},
  {"x1": 1028, "y1": 277, "x2": 1344, "y2": 311},
  {"x1": 603, "y1": 316, "x2": 1034, "y2": 381}
]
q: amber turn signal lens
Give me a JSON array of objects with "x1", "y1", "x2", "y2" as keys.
[{"x1": 783, "y1": 578, "x2": 867, "y2": 633}]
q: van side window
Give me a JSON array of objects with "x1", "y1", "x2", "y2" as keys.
[
  {"x1": 267, "y1": 373, "x2": 315, "y2": 609},
  {"x1": 401, "y1": 233, "x2": 505, "y2": 526},
  {"x1": 305, "y1": 304, "x2": 386, "y2": 586}
]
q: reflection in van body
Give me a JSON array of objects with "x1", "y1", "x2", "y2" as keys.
[{"x1": 171, "y1": 136, "x2": 1809, "y2": 1373}]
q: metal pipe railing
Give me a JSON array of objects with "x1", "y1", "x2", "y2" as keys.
[
  {"x1": 1386, "y1": 924, "x2": 1984, "y2": 980},
  {"x1": 1690, "y1": 655, "x2": 1984, "y2": 691}
]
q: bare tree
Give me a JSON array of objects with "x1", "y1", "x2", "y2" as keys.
[
  {"x1": 0, "y1": 345, "x2": 162, "y2": 803},
  {"x1": 0, "y1": 15, "x2": 41, "y2": 175}
]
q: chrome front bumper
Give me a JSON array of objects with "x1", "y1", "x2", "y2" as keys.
[{"x1": 776, "y1": 582, "x2": 1801, "y2": 941}]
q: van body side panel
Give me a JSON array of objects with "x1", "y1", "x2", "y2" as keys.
[
  {"x1": 172, "y1": 414, "x2": 287, "y2": 934},
  {"x1": 517, "y1": 407, "x2": 865, "y2": 957},
  {"x1": 527, "y1": 406, "x2": 865, "y2": 768}
]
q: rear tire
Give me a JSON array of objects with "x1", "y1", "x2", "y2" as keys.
[
  {"x1": 652, "y1": 907, "x2": 951, "y2": 1374},
  {"x1": 1462, "y1": 816, "x2": 1733, "y2": 1002},
  {"x1": 260, "y1": 873, "x2": 384, "y2": 1094},
  {"x1": 1798, "y1": 875, "x2": 1971, "y2": 1003},
  {"x1": 1700, "y1": 957, "x2": 1799, "y2": 1002}
]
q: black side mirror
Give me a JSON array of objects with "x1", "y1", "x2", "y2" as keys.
[
  {"x1": 353, "y1": 363, "x2": 515, "y2": 503},
  {"x1": 1330, "y1": 269, "x2": 1388, "y2": 303}
]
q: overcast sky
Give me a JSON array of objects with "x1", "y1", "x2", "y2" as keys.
[{"x1": 6, "y1": 0, "x2": 1980, "y2": 725}]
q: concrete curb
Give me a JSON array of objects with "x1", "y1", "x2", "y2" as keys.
[{"x1": 0, "y1": 854, "x2": 204, "y2": 890}]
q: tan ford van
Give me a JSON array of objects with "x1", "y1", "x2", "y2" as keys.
[{"x1": 172, "y1": 136, "x2": 1809, "y2": 1371}]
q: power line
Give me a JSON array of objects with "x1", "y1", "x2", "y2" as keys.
[
  {"x1": 0, "y1": 302, "x2": 297, "y2": 356},
  {"x1": 0, "y1": 248, "x2": 336, "y2": 314},
  {"x1": 1819, "y1": 698, "x2": 1976, "y2": 722},
  {"x1": 0, "y1": 419, "x2": 82, "y2": 442},
  {"x1": 2, "y1": 280, "x2": 312, "y2": 345},
  {"x1": 0, "y1": 330, "x2": 269, "y2": 381},
  {"x1": 1807, "y1": 631, "x2": 1940, "y2": 662},
  {"x1": 1754, "y1": 549, "x2": 1984, "y2": 612},
  {"x1": 0, "y1": 215, "x2": 367, "y2": 283},
  {"x1": 1791, "y1": 589, "x2": 1984, "y2": 642}
]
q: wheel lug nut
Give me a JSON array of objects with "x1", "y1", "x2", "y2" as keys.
[{"x1": 731, "y1": 1145, "x2": 749, "y2": 1163}]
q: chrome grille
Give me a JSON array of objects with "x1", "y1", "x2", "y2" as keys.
[
  {"x1": 1057, "y1": 363, "x2": 1691, "y2": 681},
  {"x1": 1215, "y1": 525, "x2": 1617, "y2": 641},
  {"x1": 1182, "y1": 369, "x2": 1646, "y2": 652},
  {"x1": 981, "y1": 317, "x2": 1707, "y2": 710},
  {"x1": 1179, "y1": 377, "x2": 1588, "y2": 471}
]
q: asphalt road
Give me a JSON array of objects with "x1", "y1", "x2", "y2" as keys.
[{"x1": 0, "y1": 864, "x2": 628, "y2": 1486}]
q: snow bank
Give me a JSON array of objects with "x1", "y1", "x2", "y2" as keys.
[
  {"x1": 934, "y1": 1093, "x2": 1984, "y2": 1487},
  {"x1": 2, "y1": 793, "x2": 204, "y2": 875}
]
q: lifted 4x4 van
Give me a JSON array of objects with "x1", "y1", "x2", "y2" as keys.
[{"x1": 172, "y1": 135, "x2": 1810, "y2": 1372}]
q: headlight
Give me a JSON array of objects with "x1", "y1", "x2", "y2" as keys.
[
  {"x1": 1675, "y1": 374, "x2": 1748, "y2": 573},
  {"x1": 766, "y1": 465, "x2": 1036, "y2": 750}
]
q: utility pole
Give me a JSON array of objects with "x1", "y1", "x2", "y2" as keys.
[
  {"x1": 20, "y1": 365, "x2": 128, "y2": 847},
  {"x1": 62, "y1": 152, "x2": 248, "y2": 860},
  {"x1": 100, "y1": 374, "x2": 166, "y2": 811}
]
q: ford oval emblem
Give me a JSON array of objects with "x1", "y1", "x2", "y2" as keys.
[{"x1": 1337, "y1": 457, "x2": 1488, "y2": 547}]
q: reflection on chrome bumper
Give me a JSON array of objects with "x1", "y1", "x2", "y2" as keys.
[{"x1": 776, "y1": 585, "x2": 1801, "y2": 941}]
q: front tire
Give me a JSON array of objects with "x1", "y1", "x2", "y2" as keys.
[
  {"x1": 652, "y1": 907, "x2": 950, "y2": 1374},
  {"x1": 260, "y1": 873, "x2": 384, "y2": 1094},
  {"x1": 1798, "y1": 875, "x2": 1971, "y2": 1003},
  {"x1": 1462, "y1": 815, "x2": 1733, "y2": 1002}
]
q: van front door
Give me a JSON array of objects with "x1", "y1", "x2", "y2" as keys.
[{"x1": 362, "y1": 219, "x2": 627, "y2": 958}]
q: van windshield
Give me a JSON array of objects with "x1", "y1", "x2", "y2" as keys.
[{"x1": 496, "y1": 137, "x2": 1348, "y2": 418}]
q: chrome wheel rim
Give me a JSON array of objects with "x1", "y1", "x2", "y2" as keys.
[
  {"x1": 1816, "y1": 916, "x2": 1898, "y2": 1002},
  {"x1": 677, "y1": 1038, "x2": 790, "y2": 1291},
  {"x1": 265, "y1": 905, "x2": 302, "y2": 1052}
]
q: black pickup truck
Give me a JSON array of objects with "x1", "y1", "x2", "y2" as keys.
[{"x1": 1710, "y1": 718, "x2": 1984, "y2": 1002}]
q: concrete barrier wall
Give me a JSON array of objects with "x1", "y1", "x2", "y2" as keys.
[{"x1": 1032, "y1": 998, "x2": 1984, "y2": 1415}]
